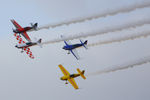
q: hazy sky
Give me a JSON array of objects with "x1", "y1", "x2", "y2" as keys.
[{"x1": 1, "y1": 0, "x2": 150, "y2": 100}]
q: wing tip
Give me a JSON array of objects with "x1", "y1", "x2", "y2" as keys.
[{"x1": 10, "y1": 19, "x2": 15, "y2": 22}]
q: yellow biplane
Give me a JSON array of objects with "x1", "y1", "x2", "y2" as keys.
[{"x1": 58, "y1": 64, "x2": 86, "y2": 89}]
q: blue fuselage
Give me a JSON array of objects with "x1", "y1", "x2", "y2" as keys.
[{"x1": 63, "y1": 44, "x2": 83, "y2": 50}]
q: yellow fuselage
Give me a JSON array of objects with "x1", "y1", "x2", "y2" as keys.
[{"x1": 60, "y1": 74, "x2": 80, "y2": 80}]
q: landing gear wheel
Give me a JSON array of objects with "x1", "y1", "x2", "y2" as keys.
[{"x1": 65, "y1": 81, "x2": 68, "y2": 84}]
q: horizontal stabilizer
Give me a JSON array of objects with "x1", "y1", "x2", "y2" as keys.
[
  {"x1": 77, "y1": 68, "x2": 86, "y2": 79},
  {"x1": 80, "y1": 39, "x2": 88, "y2": 49}
]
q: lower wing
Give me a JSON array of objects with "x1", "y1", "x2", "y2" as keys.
[
  {"x1": 68, "y1": 78, "x2": 79, "y2": 89},
  {"x1": 70, "y1": 49, "x2": 80, "y2": 60},
  {"x1": 14, "y1": 33, "x2": 34, "y2": 59},
  {"x1": 21, "y1": 32, "x2": 31, "y2": 42},
  {"x1": 23, "y1": 47, "x2": 34, "y2": 59}
]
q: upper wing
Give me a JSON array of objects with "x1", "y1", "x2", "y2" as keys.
[
  {"x1": 11, "y1": 19, "x2": 22, "y2": 29},
  {"x1": 61, "y1": 35, "x2": 72, "y2": 46},
  {"x1": 64, "y1": 40, "x2": 72, "y2": 46},
  {"x1": 21, "y1": 32, "x2": 31, "y2": 42},
  {"x1": 70, "y1": 49, "x2": 80, "y2": 60},
  {"x1": 14, "y1": 33, "x2": 34, "y2": 59},
  {"x1": 68, "y1": 78, "x2": 79, "y2": 89},
  {"x1": 64, "y1": 40, "x2": 69, "y2": 46},
  {"x1": 58, "y1": 64, "x2": 70, "y2": 76}
]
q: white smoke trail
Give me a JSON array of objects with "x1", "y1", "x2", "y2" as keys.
[
  {"x1": 37, "y1": 1, "x2": 150, "y2": 30},
  {"x1": 88, "y1": 55, "x2": 150, "y2": 76},
  {"x1": 42, "y1": 18, "x2": 150, "y2": 45},
  {"x1": 88, "y1": 29, "x2": 150, "y2": 47}
]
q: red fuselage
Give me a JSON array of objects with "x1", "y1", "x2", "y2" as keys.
[{"x1": 13, "y1": 27, "x2": 32, "y2": 33}]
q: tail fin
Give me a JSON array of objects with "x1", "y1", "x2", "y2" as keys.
[
  {"x1": 37, "y1": 39, "x2": 42, "y2": 48},
  {"x1": 37, "y1": 39, "x2": 42, "y2": 43},
  {"x1": 80, "y1": 39, "x2": 88, "y2": 49},
  {"x1": 84, "y1": 40, "x2": 87, "y2": 45},
  {"x1": 77, "y1": 68, "x2": 86, "y2": 79},
  {"x1": 31, "y1": 23, "x2": 38, "y2": 30}
]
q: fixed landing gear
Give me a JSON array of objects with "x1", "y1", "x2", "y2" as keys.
[
  {"x1": 65, "y1": 80, "x2": 68, "y2": 84},
  {"x1": 21, "y1": 49, "x2": 24, "y2": 53},
  {"x1": 67, "y1": 51, "x2": 70, "y2": 54}
]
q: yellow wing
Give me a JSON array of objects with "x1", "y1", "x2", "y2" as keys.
[
  {"x1": 68, "y1": 78, "x2": 79, "y2": 89},
  {"x1": 58, "y1": 64, "x2": 70, "y2": 76}
]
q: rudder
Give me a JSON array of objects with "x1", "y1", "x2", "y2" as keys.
[{"x1": 37, "y1": 39, "x2": 42, "y2": 48}]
